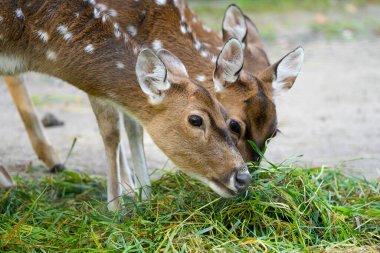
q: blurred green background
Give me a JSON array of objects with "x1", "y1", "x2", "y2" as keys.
[
  {"x1": 188, "y1": 0, "x2": 380, "y2": 42},
  {"x1": 189, "y1": 0, "x2": 380, "y2": 12}
]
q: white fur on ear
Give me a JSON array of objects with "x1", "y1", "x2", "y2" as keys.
[
  {"x1": 222, "y1": 4, "x2": 247, "y2": 42},
  {"x1": 213, "y1": 38, "x2": 244, "y2": 92},
  {"x1": 272, "y1": 47, "x2": 304, "y2": 95},
  {"x1": 157, "y1": 49, "x2": 189, "y2": 79},
  {"x1": 136, "y1": 49, "x2": 171, "y2": 104}
]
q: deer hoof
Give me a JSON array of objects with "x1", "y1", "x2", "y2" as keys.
[{"x1": 49, "y1": 163, "x2": 66, "y2": 173}]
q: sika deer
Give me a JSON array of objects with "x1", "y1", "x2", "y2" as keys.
[
  {"x1": 178, "y1": 2, "x2": 304, "y2": 162},
  {"x1": 86, "y1": 0, "x2": 303, "y2": 180},
  {"x1": 0, "y1": 0, "x2": 250, "y2": 210},
  {"x1": 75, "y1": 0, "x2": 270, "y2": 198},
  {"x1": 2, "y1": 1, "x2": 303, "y2": 204}
]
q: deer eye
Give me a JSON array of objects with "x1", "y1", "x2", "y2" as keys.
[
  {"x1": 188, "y1": 115, "x2": 203, "y2": 127},
  {"x1": 229, "y1": 120, "x2": 241, "y2": 135}
]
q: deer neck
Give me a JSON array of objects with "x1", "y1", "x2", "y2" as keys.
[{"x1": 103, "y1": 0, "x2": 218, "y2": 92}]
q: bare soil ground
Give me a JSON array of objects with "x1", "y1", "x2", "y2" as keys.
[{"x1": 1, "y1": 7, "x2": 379, "y2": 180}]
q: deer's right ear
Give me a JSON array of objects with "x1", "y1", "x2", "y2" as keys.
[
  {"x1": 222, "y1": 4, "x2": 247, "y2": 43},
  {"x1": 244, "y1": 15, "x2": 264, "y2": 50},
  {"x1": 213, "y1": 38, "x2": 244, "y2": 92},
  {"x1": 259, "y1": 47, "x2": 304, "y2": 96},
  {"x1": 157, "y1": 49, "x2": 189, "y2": 80},
  {"x1": 136, "y1": 49, "x2": 171, "y2": 105}
]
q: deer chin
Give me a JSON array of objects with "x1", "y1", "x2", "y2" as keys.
[
  {"x1": 208, "y1": 179, "x2": 237, "y2": 198},
  {"x1": 184, "y1": 171, "x2": 237, "y2": 198}
]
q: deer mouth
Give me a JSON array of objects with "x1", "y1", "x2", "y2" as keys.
[
  {"x1": 183, "y1": 171, "x2": 238, "y2": 198},
  {"x1": 208, "y1": 178, "x2": 237, "y2": 198}
]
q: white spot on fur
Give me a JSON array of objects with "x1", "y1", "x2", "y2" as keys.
[
  {"x1": 36, "y1": 30, "x2": 49, "y2": 42},
  {"x1": 102, "y1": 14, "x2": 108, "y2": 23},
  {"x1": 116, "y1": 62, "x2": 125, "y2": 69},
  {"x1": 93, "y1": 8, "x2": 101, "y2": 18},
  {"x1": 133, "y1": 47, "x2": 139, "y2": 55},
  {"x1": 57, "y1": 25, "x2": 68, "y2": 34},
  {"x1": 202, "y1": 24, "x2": 212, "y2": 33},
  {"x1": 0, "y1": 16, "x2": 3, "y2": 23},
  {"x1": 180, "y1": 23, "x2": 187, "y2": 34},
  {"x1": 152, "y1": 40, "x2": 162, "y2": 51},
  {"x1": 108, "y1": 9, "x2": 117, "y2": 17},
  {"x1": 0, "y1": 55, "x2": 25, "y2": 74},
  {"x1": 211, "y1": 55, "x2": 217, "y2": 63},
  {"x1": 84, "y1": 44, "x2": 95, "y2": 54},
  {"x1": 200, "y1": 50, "x2": 208, "y2": 58},
  {"x1": 74, "y1": 12, "x2": 79, "y2": 18},
  {"x1": 155, "y1": 0, "x2": 167, "y2": 5},
  {"x1": 95, "y1": 3, "x2": 107, "y2": 11},
  {"x1": 192, "y1": 17, "x2": 198, "y2": 23},
  {"x1": 127, "y1": 25, "x2": 137, "y2": 37},
  {"x1": 63, "y1": 32, "x2": 73, "y2": 41},
  {"x1": 57, "y1": 25, "x2": 72, "y2": 41},
  {"x1": 113, "y1": 23, "x2": 121, "y2": 38},
  {"x1": 46, "y1": 50, "x2": 57, "y2": 61},
  {"x1": 196, "y1": 75, "x2": 206, "y2": 82},
  {"x1": 15, "y1": 9, "x2": 24, "y2": 19},
  {"x1": 194, "y1": 39, "x2": 201, "y2": 50}
]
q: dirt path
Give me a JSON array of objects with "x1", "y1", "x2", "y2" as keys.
[
  {"x1": 1, "y1": 8, "x2": 379, "y2": 180},
  {"x1": 265, "y1": 39, "x2": 380, "y2": 179}
]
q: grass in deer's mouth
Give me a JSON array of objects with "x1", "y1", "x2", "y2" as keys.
[{"x1": 0, "y1": 164, "x2": 379, "y2": 252}]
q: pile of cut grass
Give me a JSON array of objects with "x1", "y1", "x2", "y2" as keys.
[{"x1": 0, "y1": 162, "x2": 379, "y2": 252}]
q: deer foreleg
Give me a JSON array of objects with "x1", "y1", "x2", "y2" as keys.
[
  {"x1": 3, "y1": 75, "x2": 63, "y2": 172},
  {"x1": 123, "y1": 114, "x2": 151, "y2": 199},
  {"x1": 89, "y1": 96, "x2": 134, "y2": 211}
]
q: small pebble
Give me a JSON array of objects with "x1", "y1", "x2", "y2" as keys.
[{"x1": 42, "y1": 112, "x2": 64, "y2": 127}]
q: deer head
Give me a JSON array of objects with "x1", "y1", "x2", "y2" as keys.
[
  {"x1": 214, "y1": 37, "x2": 304, "y2": 162},
  {"x1": 136, "y1": 48, "x2": 251, "y2": 197}
]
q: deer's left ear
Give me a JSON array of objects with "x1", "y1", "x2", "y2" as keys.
[
  {"x1": 261, "y1": 47, "x2": 304, "y2": 95},
  {"x1": 213, "y1": 38, "x2": 244, "y2": 92},
  {"x1": 157, "y1": 49, "x2": 189, "y2": 80},
  {"x1": 222, "y1": 4, "x2": 247, "y2": 43},
  {"x1": 136, "y1": 49, "x2": 171, "y2": 105}
]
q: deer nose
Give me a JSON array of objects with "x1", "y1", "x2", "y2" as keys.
[{"x1": 234, "y1": 169, "x2": 252, "y2": 193}]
